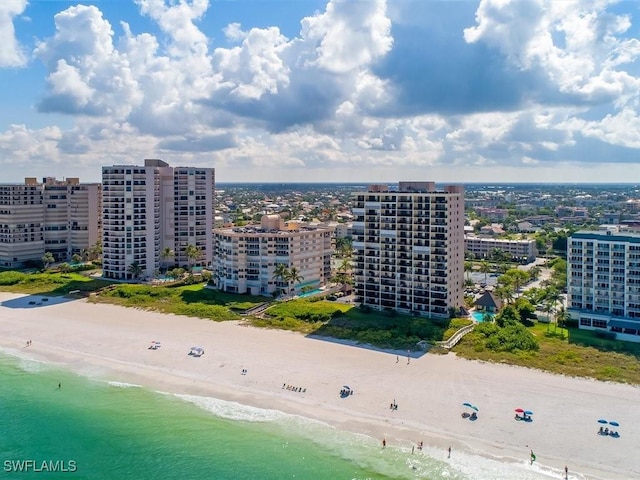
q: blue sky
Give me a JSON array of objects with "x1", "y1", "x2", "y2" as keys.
[{"x1": 2, "y1": 0, "x2": 640, "y2": 183}]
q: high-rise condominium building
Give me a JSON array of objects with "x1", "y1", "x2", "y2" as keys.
[
  {"x1": 0, "y1": 177, "x2": 101, "y2": 268},
  {"x1": 212, "y1": 214, "x2": 332, "y2": 295},
  {"x1": 352, "y1": 182, "x2": 465, "y2": 318},
  {"x1": 568, "y1": 228, "x2": 640, "y2": 342},
  {"x1": 102, "y1": 159, "x2": 215, "y2": 280}
]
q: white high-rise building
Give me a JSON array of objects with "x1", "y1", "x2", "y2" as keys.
[
  {"x1": 102, "y1": 159, "x2": 215, "y2": 280},
  {"x1": 568, "y1": 228, "x2": 640, "y2": 342},
  {"x1": 352, "y1": 182, "x2": 465, "y2": 318}
]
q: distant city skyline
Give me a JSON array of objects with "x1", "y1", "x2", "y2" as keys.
[{"x1": 2, "y1": 0, "x2": 640, "y2": 183}]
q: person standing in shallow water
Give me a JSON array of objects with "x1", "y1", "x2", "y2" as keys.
[{"x1": 382, "y1": 438, "x2": 386, "y2": 448}]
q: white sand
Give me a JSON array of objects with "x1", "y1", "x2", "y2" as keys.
[{"x1": 1, "y1": 292, "x2": 639, "y2": 480}]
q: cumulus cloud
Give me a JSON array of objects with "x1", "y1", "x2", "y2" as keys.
[
  {"x1": 0, "y1": 0, "x2": 27, "y2": 67},
  {"x1": 14, "y1": 0, "x2": 640, "y2": 181},
  {"x1": 464, "y1": 0, "x2": 640, "y2": 103}
]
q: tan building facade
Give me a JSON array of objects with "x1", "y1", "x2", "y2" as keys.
[
  {"x1": 212, "y1": 215, "x2": 332, "y2": 295},
  {"x1": 352, "y1": 182, "x2": 465, "y2": 318},
  {"x1": 0, "y1": 177, "x2": 101, "y2": 268}
]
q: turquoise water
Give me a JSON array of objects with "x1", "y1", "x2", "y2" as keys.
[
  {"x1": 0, "y1": 352, "x2": 559, "y2": 480},
  {"x1": 298, "y1": 288, "x2": 323, "y2": 298},
  {"x1": 472, "y1": 312, "x2": 494, "y2": 322}
]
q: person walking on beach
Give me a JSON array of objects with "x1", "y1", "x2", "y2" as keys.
[
  {"x1": 382, "y1": 438, "x2": 386, "y2": 448},
  {"x1": 448, "y1": 446, "x2": 451, "y2": 458},
  {"x1": 530, "y1": 450, "x2": 536, "y2": 465},
  {"x1": 396, "y1": 355, "x2": 399, "y2": 363},
  {"x1": 564, "y1": 465, "x2": 568, "y2": 479}
]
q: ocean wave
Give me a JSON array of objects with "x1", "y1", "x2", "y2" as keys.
[
  {"x1": 106, "y1": 381, "x2": 142, "y2": 388},
  {"x1": 170, "y1": 391, "x2": 579, "y2": 480},
  {"x1": 0, "y1": 347, "x2": 53, "y2": 373},
  {"x1": 173, "y1": 393, "x2": 291, "y2": 423}
]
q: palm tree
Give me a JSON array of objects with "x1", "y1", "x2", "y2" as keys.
[
  {"x1": 543, "y1": 287, "x2": 561, "y2": 332},
  {"x1": 42, "y1": 252, "x2": 55, "y2": 270},
  {"x1": 529, "y1": 266, "x2": 541, "y2": 281},
  {"x1": 287, "y1": 267, "x2": 305, "y2": 294},
  {"x1": 160, "y1": 247, "x2": 175, "y2": 273},
  {"x1": 555, "y1": 305, "x2": 571, "y2": 336},
  {"x1": 128, "y1": 261, "x2": 143, "y2": 280},
  {"x1": 88, "y1": 240, "x2": 102, "y2": 262},
  {"x1": 272, "y1": 264, "x2": 289, "y2": 295},
  {"x1": 480, "y1": 261, "x2": 491, "y2": 283},
  {"x1": 184, "y1": 244, "x2": 201, "y2": 271},
  {"x1": 464, "y1": 261, "x2": 474, "y2": 282}
]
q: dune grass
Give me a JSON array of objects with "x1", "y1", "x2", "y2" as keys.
[
  {"x1": 89, "y1": 283, "x2": 268, "y2": 321},
  {"x1": 0, "y1": 271, "x2": 112, "y2": 295},
  {"x1": 453, "y1": 321, "x2": 640, "y2": 384},
  {"x1": 251, "y1": 299, "x2": 470, "y2": 349}
]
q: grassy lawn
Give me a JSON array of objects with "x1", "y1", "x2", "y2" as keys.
[
  {"x1": 454, "y1": 321, "x2": 640, "y2": 384},
  {"x1": 0, "y1": 271, "x2": 113, "y2": 295},
  {"x1": 89, "y1": 283, "x2": 268, "y2": 321},
  {"x1": 251, "y1": 299, "x2": 471, "y2": 349}
]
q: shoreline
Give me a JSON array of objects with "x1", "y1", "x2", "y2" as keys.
[{"x1": 1, "y1": 292, "x2": 639, "y2": 480}]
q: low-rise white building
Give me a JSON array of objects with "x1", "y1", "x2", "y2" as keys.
[
  {"x1": 465, "y1": 236, "x2": 537, "y2": 263},
  {"x1": 212, "y1": 215, "x2": 332, "y2": 296}
]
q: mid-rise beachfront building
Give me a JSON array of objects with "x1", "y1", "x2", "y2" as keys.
[
  {"x1": 464, "y1": 236, "x2": 537, "y2": 263},
  {"x1": 352, "y1": 182, "x2": 465, "y2": 318},
  {"x1": 568, "y1": 228, "x2": 640, "y2": 342},
  {"x1": 212, "y1": 214, "x2": 332, "y2": 296},
  {"x1": 102, "y1": 159, "x2": 215, "y2": 280},
  {"x1": 0, "y1": 177, "x2": 101, "y2": 268}
]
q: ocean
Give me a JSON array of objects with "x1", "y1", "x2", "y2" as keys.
[{"x1": 0, "y1": 352, "x2": 568, "y2": 480}]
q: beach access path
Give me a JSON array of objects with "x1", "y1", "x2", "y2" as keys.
[{"x1": 0, "y1": 292, "x2": 639, "y2": 480}]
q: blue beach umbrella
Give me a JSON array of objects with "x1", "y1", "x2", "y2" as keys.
[
  {"x1": 597, "y1": 419, "x2": 608, "y2": 424},
  {"x1": 524, "y1": 410, "x2": 534, "y2": 415},
  {"x1": 609, "y1": 421, "x2": 620, "y2": 427},
  {"x1": 462, "y1": 403, "x2": 478, "y2": 412}
]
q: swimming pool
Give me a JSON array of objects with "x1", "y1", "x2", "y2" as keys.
[
  {"x1": 298, "y1": 288, "x2": 323, "y2": 298},
  {"x1": 472, "y1": 311, "x2": 494, "y2": 322}
]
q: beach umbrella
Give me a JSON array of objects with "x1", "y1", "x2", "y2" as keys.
[
  {"x1": 462, "y1": 403, "x2": 478, "y2": 411},
  {"x1": 609, "y1": 421, "x2": 620, "y2": 427},
  {"x1": 524, "y1": 410, "x2": 534, "y2": 415},
  {"x1": 343, "y1": 385, "x2": 351, "y2": 390},
  {"x1": 515, "y1": 408, "x2": 525, "y2": 413},
  {"x1": 597, "y1": 419, "x2": 608, "y2": 424}
]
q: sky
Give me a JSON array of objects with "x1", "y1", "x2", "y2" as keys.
[{"x1": 2, "y1": 0, "x2": 640, "y2": 184}]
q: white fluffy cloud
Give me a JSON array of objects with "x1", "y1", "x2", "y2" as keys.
[
  {"x1": 464, "y1": 0, "x2": 640, "y2": 103},
  {"x1": 0, "y1": 0, "x2": 27, "y2": 67},
  {"x1": 5, "y1": 0, "x2": 640, "y2": 181}
]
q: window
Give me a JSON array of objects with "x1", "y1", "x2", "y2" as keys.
[{"x1": 592, "y1": 319, "x2": 607, "y2": 329}]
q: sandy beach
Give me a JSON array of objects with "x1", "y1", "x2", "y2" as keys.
[{"x1": 1, "y1": 291, "x2": 639, "y2": 480}]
